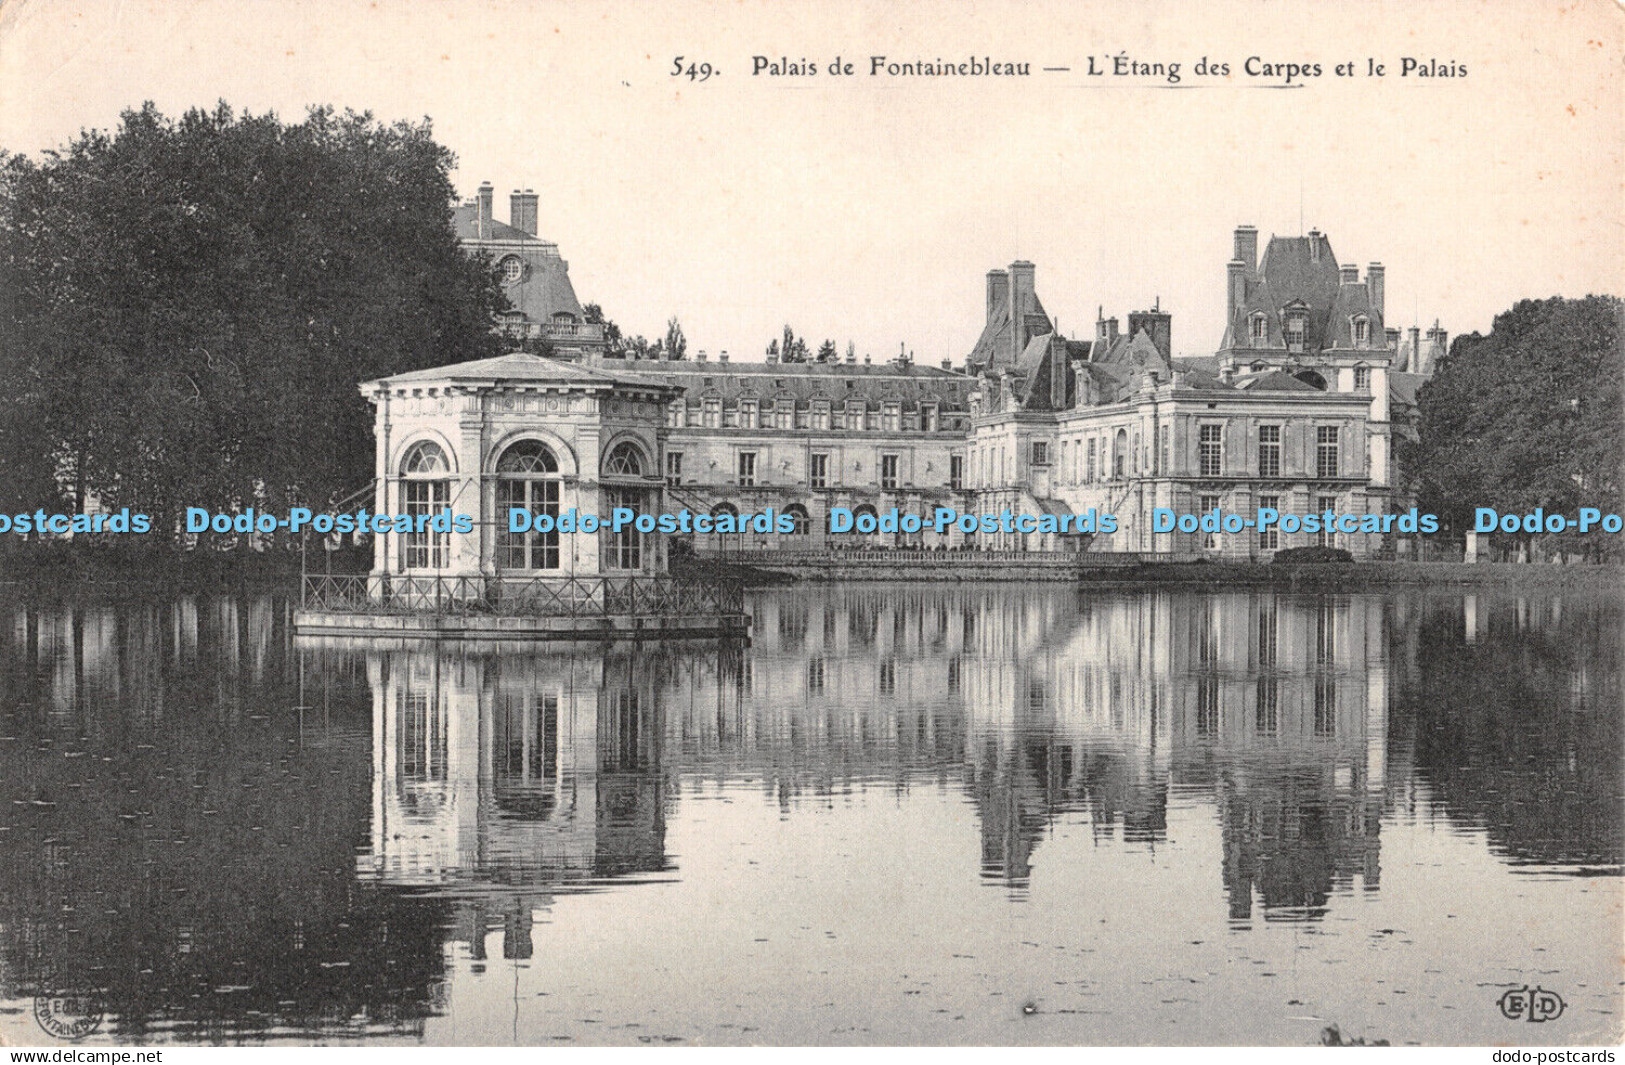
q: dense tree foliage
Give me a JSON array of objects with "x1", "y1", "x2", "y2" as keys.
[
  {"x1": 1403, "y1": 295, "x2": 1622, "y2": 557},
  {"x1": 0, "y1": 102, "x2": 507, "y2": 541}
]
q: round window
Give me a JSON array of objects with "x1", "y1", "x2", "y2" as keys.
[{"x1": 501, "y1": 256, "x2": 524, "y2": 284}]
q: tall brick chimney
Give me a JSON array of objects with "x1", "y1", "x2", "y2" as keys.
[
  {"x1": 986, "y1": 269, "x2": 1009, "y2": 325},
  {"x1": 1367, "y1": 262, "x2": 1385, "y2": 316},
  {"x1": 1339, "y1": 263, "x2": 1360, "y2": 285},
  {"x1": 476, "y1": 182, "x2": 494, "y2": 235},
  {"x1": 1233, "y1": 225, "x2": 1258, "y2": 274},
  {"x1": 510, "y1": 188, "x2": 539, "y2": 236},
  {"x1": 1227, "y1": 259, "x2": 1247, "y2": 331},
  {"x1": 1128, "y1": 304, "x2": 1172, "y2": 361},
  {"x1": 1008, "y1": 261, "x2": 1036, "y2": 356}
]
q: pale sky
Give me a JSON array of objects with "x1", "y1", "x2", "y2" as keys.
[{"x1": 2, "y1": 0, "x2": 1620, "y2": 361}]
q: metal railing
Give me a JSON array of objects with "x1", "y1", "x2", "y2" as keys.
[
  {"x1": 301, "y1": 573, "x2": 744, "y2": 618},
  {"x1": 690, "y1": 548, "x2": 1178, "y2": 566}
]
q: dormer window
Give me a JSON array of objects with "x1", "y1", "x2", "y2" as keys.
[
  {"x1": 1249, "y1": 360, "x2": 1268, "y2": 373},
  {"x1": 1354, "y1": 366, "x2": 1371, "y2": 390},
  {"x1": 1353, "y1": 316, "x2": 1370, "y2": 346},
  {"x1": 1284, "y1": 314, "x2": 1306, "y2": 353},
  {"x1": 1249, "y1": 313, "x2": 1268, "y2": 344}
]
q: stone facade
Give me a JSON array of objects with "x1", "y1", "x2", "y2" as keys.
[{"x1": 361, "y1": 354, "x2": 674, "y2": 581}]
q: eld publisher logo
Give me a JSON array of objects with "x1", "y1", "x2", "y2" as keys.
[{"x1": 1498, "y1": 985, "x2": 1566, "y2": 1023}]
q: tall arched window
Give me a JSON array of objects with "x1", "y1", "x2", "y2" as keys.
[
  {"x1": 495, "y1": 440, "x2": 560, "y2": 571},
  {"x1": 400, "y1": 441, "x2": 451, "y2": 569},
  {"x1": 602, "y1": 442, "x2": 649, "y2": 570},
  {"x1": 1113, "y1": 428, "x2": 1128, "y2": 480},
  {"x1": 784, "y1": 504, "x2": 811, "y2": 536}
]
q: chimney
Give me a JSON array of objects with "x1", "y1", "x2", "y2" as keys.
[
  {"x1": 1425, "y1": 321, "x2": 1448, "y2": 376},
  {"x1": 765, "y1": 349, "x2": 776, "y2": 364},
  {"x1": 1106, "y1": 317, "x2": 1120, "y2": 343},
  {"x1": 986, "y1": 269, "x2": 1010, "y2": 325},
  {"x1": 476, "y1": 182, "x2": 494, "y2": 235},
  {"x1": 1367, "y1": 262, "x2": 1385, "y2": 316},
  {"x1": 1307, "y1": 228, "x2": 1322, "y2": 263},
  {"x1": 719, "y1": 350, "x2": 729, "y2": 363},
  {"x1": 1233, "y1": 225, "x2": 1258, "y2": 274},
  {"x1": 697, "y1": 349, "x2": 709, "y2": 362},
  {"x1": 1128, "y1": 307, "x2": 1172, "y2": 361},
  {"x1": 1385, "y1": 326, "x2": 1400, "y2": 349},
  {"x1": 864, "y1": 352, "x2": 871, "y2": 365},
  {"x1": 846, "y1": 347, "x2": 856, "y2": 365},
  {"x1": 1220, "y1": 365, "x2": 1236, "y2": 383},
  {"x1": 510, "y1": 188, "x2": 539, "y2": 236},
  {"x1": 1407, "y1": 326, "x2": 1422, "y2": 371},
  {"x1": 1339, "y1": 263, "x2": 1360, "y2": 285},
  {"x1": 1096, "y1": 306, "x2": 1107, "y2": 343},
  {"x1": 1228, "y1": 260, "x2": 1247, "y2": 331},
  {"x1": 941, "y1": 358, "x2": 952, "y2": 370},
  {"x1": 1009, "y1": 261, "x2": 1036, "y2": 356}
]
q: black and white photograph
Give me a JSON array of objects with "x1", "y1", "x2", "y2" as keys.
[{"x1": 0, "y1": 0, "x2": 1620, "y2": 1054}]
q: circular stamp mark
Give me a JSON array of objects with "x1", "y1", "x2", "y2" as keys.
[{"x1": 33, "y1": 995, "x2": 104, "y2": 1040}]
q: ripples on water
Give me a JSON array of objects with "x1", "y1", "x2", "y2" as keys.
[{"x1": 0, "y1": 585, "x2": 1618, "y2": 1045}]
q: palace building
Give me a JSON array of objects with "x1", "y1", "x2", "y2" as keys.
[
  {"x1": 365, "y1": 215, "x2": 1442, "y2": 578},
  {"x1": 456, "y1": 182, "x2": 608, "y2": 357}
]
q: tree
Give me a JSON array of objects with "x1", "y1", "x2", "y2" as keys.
[
  {"x1": 581, "y1": 303, "x2": 624, "y2": 352},
  {"x1": 664, "y1": 316, "x2": 687, "y2": 361},
  {"x1": 0, "y1": 101, "x2": 506, "y2": 543},
  {"x1": 816, "y1": 339, "x2": 837, "y2": 363},
  {"x1": 1403, "y1": 295, "x2": 1622, "y2": 558}
]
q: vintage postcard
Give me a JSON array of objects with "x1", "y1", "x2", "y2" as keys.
[{"x1": 0, "y1": 0, "x2": 1620, "y2": 1054}]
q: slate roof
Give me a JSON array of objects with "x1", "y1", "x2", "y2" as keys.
[
  {"x1": 611, "y1": 358, "x2": 975, "y2": 411},
  {"x1": 1221, "y1": 233, "x2": 1387, "y2": 354},
  {"x1": 968, "y1": 284, "x2": 1052, "y2": 372},
  {"x1": 366, "y1": 352, "x2": 675, "y2": 392},
  {"x1": 453, "y1": 204, "x2": 551, "y2": 244}
]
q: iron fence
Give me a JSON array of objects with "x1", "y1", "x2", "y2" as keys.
[{"x1": 301, "y1": 573, "x2": 744, "y2": 618}]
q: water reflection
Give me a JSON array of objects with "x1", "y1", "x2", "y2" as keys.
[{"x1": 0, "y1": 584, "x2": 1617, "y2": 1043}]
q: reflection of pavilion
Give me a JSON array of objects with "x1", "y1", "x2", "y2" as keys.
[{"x1": 360, "y1": 646, "x2": 669, "y2": 958}]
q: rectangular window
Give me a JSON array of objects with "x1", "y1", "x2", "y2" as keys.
[
  {"x1": 847, "y1": 403, "x2": 865, "y2": 431},
  {"x1": 949, "y1": 455, "x2": 963, "y2": 491},
  {"x1": 402, "y1": 479, "x2": 449, "y2": 569},
  {"x1": 1258, "y1": 494, "x2": 1280, "y2": 550},
  {"x1": 1285, "y1": 316, "x2": 1305, "y2": 352},
  {"x1": 665, "y1": 451, "x2": 683, "y2": 487},
  {"x1": 1317, "y1": 425, "x2": 1340, "y2": 478},
  {"x1": 1354, "y1": 366, "x2": 1370, "y2": 390},
  {"x1": 813, "y1": 402, "x2": 831, "y2": 431},
  {"x1": 1199, "y1": 494, "x2": 1220, "y2": 549},
  {"x1": 882, "y1": 403, "x2": 900, "y2": 433},
  {"x1": 1086, "y1": 439, "x2": 1096, "y2": 483},
  {"x1": 1250, "y1": 315, "x2": 1267, "y2": 343},
  {"x1": 667, "y1": 399, "x2": 685, "y2": 428},
  {"x1": 777, "y1": 401, "x2": 795, "y2": 429},
  {"x1": 1199, "y1": 424, "x2": 1223, "y2": 477},
  {"x1": 1160, "y1": 425, "x2": 1170, "y2": 474},
  {"x1": 1354, "y1": 319, "x2": 1370, "y2": 345},
  {"x1": 741, "y1": 400, "x2": 758, "y2": 430},
  {"x1": 809, "y1": 452, "x2": 828, "y2": 489},
  {"x1": 922, "y1": 405, "x2": 938, "y2": 432},
  {"x1": 1031, "y1": 441, "x2": 1049, "y2": 466},
  {"x1": 880, "y1": 453, "x2": 899, "y2": 490},
  {"x1": 1258, "y1": 424, "x2": 1281, "y2": 477},
  {"x1": 737, "y1": 451, "x2": 757, "y2": 487},
  {"x1": 702, "y1": 398, "x2": 720, "y2": 428},
  {"x1": 602, "y1": 486, "x2": 644, "y2": 570},
  {"x1": 1317, "y1": 494, "x2": 1338, "y2": 547}
]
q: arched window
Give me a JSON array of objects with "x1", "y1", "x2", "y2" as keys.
[
  {"x1": 603, "y1": 442, "x2": 645, "y2": 477},
  {"x1": 784, "y1": 504, "x2": 811, "y2": 536},
  {"x1": 1294, "y1": 369, "x2": 1328, "y2": 391},
  {"x1": 399, "y1": 441, "x2": 451, "y2": 569},
  {"x1": 601, "y1": 443, "x2": 649, "y2": 570},
  {"x1": 1249, "y1": 313, "x2": 1268, "y2": 344},
  {"x1": 495, "y1": 440, "x2": 560, "y2": 571},
  {"x1": 1113, "y1": 428, "x2": 1128, "y2": 480},
  {"x1": 711, "y1": 502, "x2": 738, "y2": 519}
]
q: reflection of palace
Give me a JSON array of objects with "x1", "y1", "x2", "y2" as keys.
[
  {"x1": 359, "y1": 647, "x2": 669, "y2": 959},
  {"x1": 0, "y1": 588, "x2": 1616, "y2": 1039}
]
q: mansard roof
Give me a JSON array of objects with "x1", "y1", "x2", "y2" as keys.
[
  {"x1": 453, "y1": 204, "x2": 550, "y2": 244},
  {"x1": 622, "y1": 358, "x2": 974, "y2": 409},
  {"x1": 1222, "y1": 232, "x2": 1386, "y2": 353}
]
